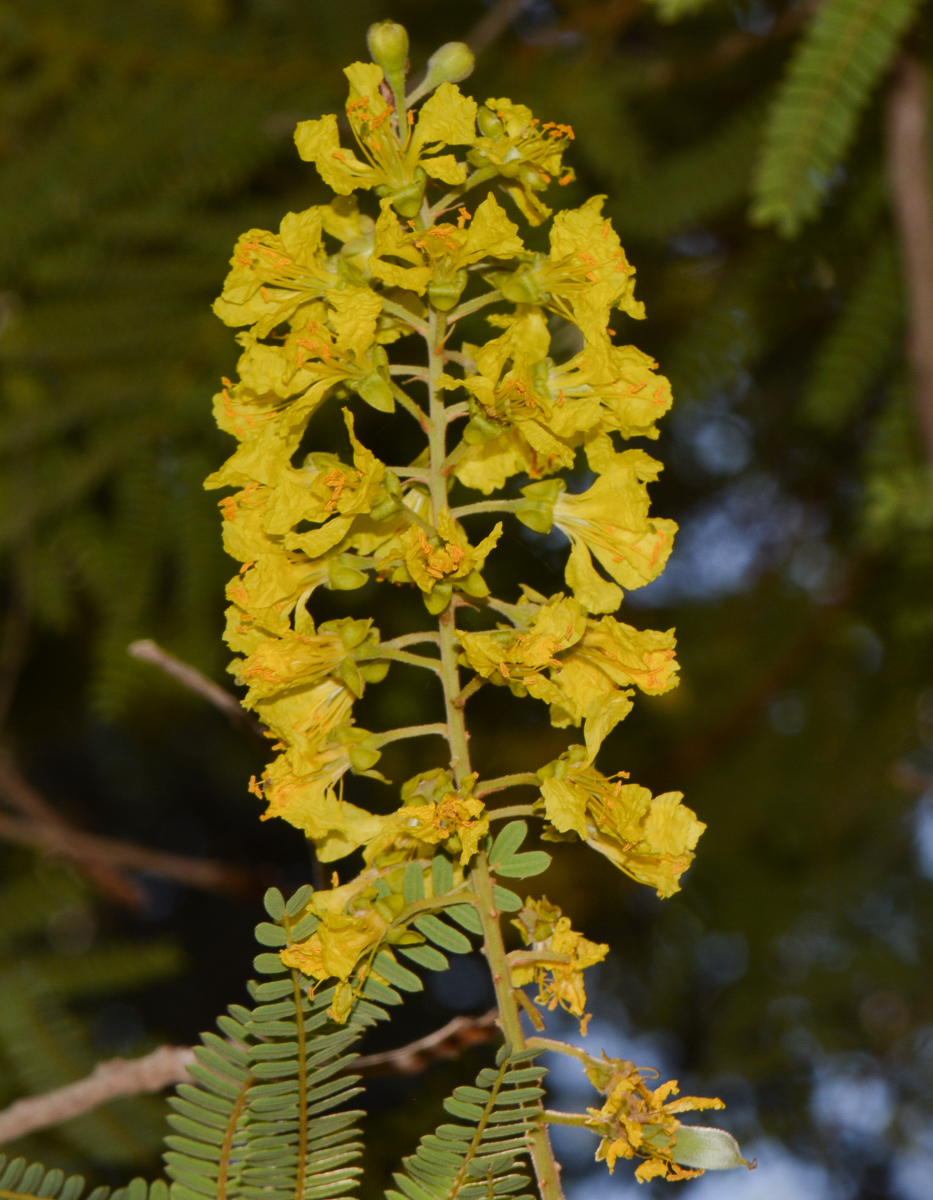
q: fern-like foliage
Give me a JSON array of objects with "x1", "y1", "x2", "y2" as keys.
[
  {"x1": 801, "y1": 233, "x2": 902, "y2": 429},
  {"x1": 164, "y1": 884, "x2": 390, "y2": 1200},
  {"x1": 751, "y1": 0, "x2": 921, "y2": 236},
  {"x1": 386, "y1": 1045, "x2": 546, "y2": 1200},
  {"x1": 0, "y1": 1155, "x2": 166, "y2": 1200}
]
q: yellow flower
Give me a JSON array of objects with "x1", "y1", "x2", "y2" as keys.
[
  {"x1": 232, "y1": 617, "x2": 380, "y2": 707},
  {"x1": 517, "y1": 443, "x2": 677, "y2": 614},
  {"x1": 467, "y1": 98, "x2": 575, "y2": 224},
  {"x1": 379, "y1": 507, "x2": 502, "y2": 613},
  {"x1": 251, "y1": 679, "x2": 388, "y2": 862},
  {"x1": 371, "y1": 193, "x2": 524, "y2": 311},
  {"x1": 510, "y1": 897, "x2": 607, "y2": 1029},
  {"x1": 365, "y1": 792, "x2": 489, "y2": 868},
  {"x1": 494, "y1": 197, "x2": 643, "y2": 341},
  {"x1": 582, "y1": 1055, "x2": 724, "y2": 1182},
  {"x1": 537, "y1": 747, "x2": 705, "y2": 897},
  {"x1": 294, "y1": 63, "x2": 477, "y2": 217},
  {"x1": 543, "y1": 334, "x2": 673, "y2": 443},
  {"x1": 458, "y1": 593, "x2": 678, "y2": 758},
  {"x1": 213, "y1": 201, "x2": 374, "y2": 336}
]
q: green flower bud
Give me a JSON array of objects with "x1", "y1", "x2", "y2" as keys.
[
  {"x1": 463, "y1": 412, "x2": 504, "y2": 445},
  {"x1": 421, "y1": 41, "x2": 475, "y2": 92},
  {"x1": 389, "y1": 165, "x2": 427, "y2": 218},
  {"x1": 427, "y1": 268, "x2": 468, "y2": 312},
  {"x1": 366, "y1": 21, "x2": 409, "y2": 77},
  {"x1": 515, "y1": 479, "x2": 563, "y2": 534},
  {"x1": 357, "y1": 370, "x2": 394, "y2": 413},
  {"x1": 477, "y1": 107, "x2": 504, "y2": 141},
  {"x1": 327, "y1": 554, "x2": 369, "y2": 591},
  {"x1": 424, "y1": 580, "x2": 452, "y2": 615}
]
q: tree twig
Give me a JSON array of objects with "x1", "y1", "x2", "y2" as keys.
[
  {"x1": 0, "y1": 810, "x2": 253, "y2": 897},
  {"x1": 353, "y1": 1008, "x2": 499, "y2": 1074},
  {"x1": 886, "y1": 52, "x2": 933, "y2": 463},
  {"x1": 128, "y1": 639, "x2": 266, "y2": 741},
  {"x1": 0, "y1": 1011, "x2": 500, "y2": 1142},
  {"x1": 0, "y1": 749, "x2": 144, "y2": 909},
  {"x1": 0, "y1": 1045, "x2": 196, "y2": 1145}
]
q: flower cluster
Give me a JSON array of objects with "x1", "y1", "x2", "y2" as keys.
[{"x1": 207, "y1": 21, "x2": 738, "y2": 1188}]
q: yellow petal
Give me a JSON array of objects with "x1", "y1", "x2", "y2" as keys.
[
  {"x1": 421, "y1": 154, "x2": 469, "y2": 185},
  {"x1": 412, "y1": 82, "x2": 478, "y2": 149}
]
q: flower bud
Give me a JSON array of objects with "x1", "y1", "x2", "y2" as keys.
[
  {"x1": 476, "y1": 107, "x2": 504, "y2": 141},
  {"x1": 366, "y1": 21, "x2": 409, "y2": 77},
  {"x1": 421, "y1": 41, "x2": 475, "y2": 92}
]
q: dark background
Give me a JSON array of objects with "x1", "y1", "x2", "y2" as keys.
[{"x1": 1, "y1": 1, "x2": 932, "y2": 1198}]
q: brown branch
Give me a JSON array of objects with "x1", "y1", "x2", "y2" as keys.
[
  {"x1": 0, "y1": 1045, "x2": 196, "y2": 1145},
  {"x1": 353, "y1": 1008, "x2": 499, "y2": 1075},
  {"x1": 128, "y1": 639, "x2": 266, "y2": 741},
  {"x1": 0, "y1": 1012, "x2": 500, "y2": 1142},
  {"x1": 0, "y1": 810, "x2": 253, "y2": 897},
  {"x1": 0, "y1": 750, "x2": 144, "y2": 908},
  {"x1": 886, "y1": 53, "x2": 933, "y2": 464}
]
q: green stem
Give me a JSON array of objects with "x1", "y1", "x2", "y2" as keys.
[
  {"x1": 447, "y1": 288, "x2": 504, "y2": 324},
  {"x1": 452, "y1": 499, "x2": 524, "y2": 519},
  {"x1": 487, "y1": 804, "x2": 535, "y2": 821},
  {"x1": 476, "y1": 772, "x2": 540, "y2": 797},
  {"x1": 424, "y1": 299, "x2": 565, "y2": 1200},
  {"x1": 382, "y1": 631, "x2": 440, "y2": 649},
  {"x1": 541, "y1": 1111, "x2": 593, "y2": 1129},
  {"x1": 291, "y1": 969, "x2": 308, "y2": 1200},
  {"x1": 368, "y1": 722, "x2": 448, "y2": 748},
  {"x1": 426, "y1": 166, "x2": 498, "y2": 218},
  {"x1": 381, "y1": 297, "x2": 429, "y2": 337},
  {"x1": 390, "y1": 381, "x2": 432, "y2": 432},
  {"x1": 363, "y1": 646, "x2": 441, "y2": 673},
  {"x1": 388, "y1": 364, "x2": 429, "y2": 377}
]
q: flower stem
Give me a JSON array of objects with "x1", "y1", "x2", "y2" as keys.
[
  {"x1": 368, "y1": 722, "x2": 448, "y2": 748},
  {"x1": 451, "y1": 499, "x2": 524, "y2": 519},
  {"x1": 476, "y1": 772, "x2": 540, "y2": 797},
  {"x1": 447, "y1": 288, "x2": 504, "y2": 324},
  {"x1": 424, "y1": 299, "x2": 565, "y2": 1200}
]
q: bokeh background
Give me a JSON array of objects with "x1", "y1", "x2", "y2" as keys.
[{"x1": 1, "y1": 0, "x2": 933, "y2": 1197}]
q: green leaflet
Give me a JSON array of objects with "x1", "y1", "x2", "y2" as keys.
[
  {"x1": 752, "y1": 0, "x2": 922, "y2": 236},
  {"x1": 386, "y1": 1050, "x2": 547, "y2": 1200}
]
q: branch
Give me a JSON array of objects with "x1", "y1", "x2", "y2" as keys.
[
  {"x1": 0, "y1": 1045, "x2": 196, "y2": 1145},
  {"x1": 0, "y1": 1012, "x2": 501, "y2": 1141},
  {"x1": 353, "y1": 1008, "x2": 499, "y2": 1074},
  {"x1": 128, "y1": 639, "x2": 266, "y2": 741},
  {"x1": 0, "y1": 761, "x2": 253, "y2": 900},
  {"x1": 0, "y1": 750, "x2": 143, "y2": 909},
  {"x1": 886, "y1": 53, "x2": 933, "y2": 463}
]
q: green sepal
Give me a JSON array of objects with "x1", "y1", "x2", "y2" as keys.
[{"x1": 424, "y1": 582, "x2": 452, "y2": 614}]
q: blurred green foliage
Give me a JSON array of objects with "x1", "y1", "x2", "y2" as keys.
[{"x1": 2, "y1": 0, "x2": 933, "y2": 1197}]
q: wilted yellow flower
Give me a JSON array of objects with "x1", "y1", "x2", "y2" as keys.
[
  {"x1": 467, "y1": 98, "x2": 575, "y2": 224},
  {"x1": 537, "y1": 747, "x2": 705, "y2": 897},
  {"x1": 510, "y1": 897, "x2": 607, "y2": 1029},
  {"x1": 365, "y1": 792, "x2": 489, "y2": 868},
  {"x1": 295, "y1": 63, "x2": 477, "y2": 217},
  {"x1": 459, "y1": 593, "x2": 678, "y2": 758},
  {"x1": 233, "y1": 616, "x2": 380, "y2": 706},
  {"x1": 582, "y1": 1055, "x2": 724, "y2": 1182}
]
